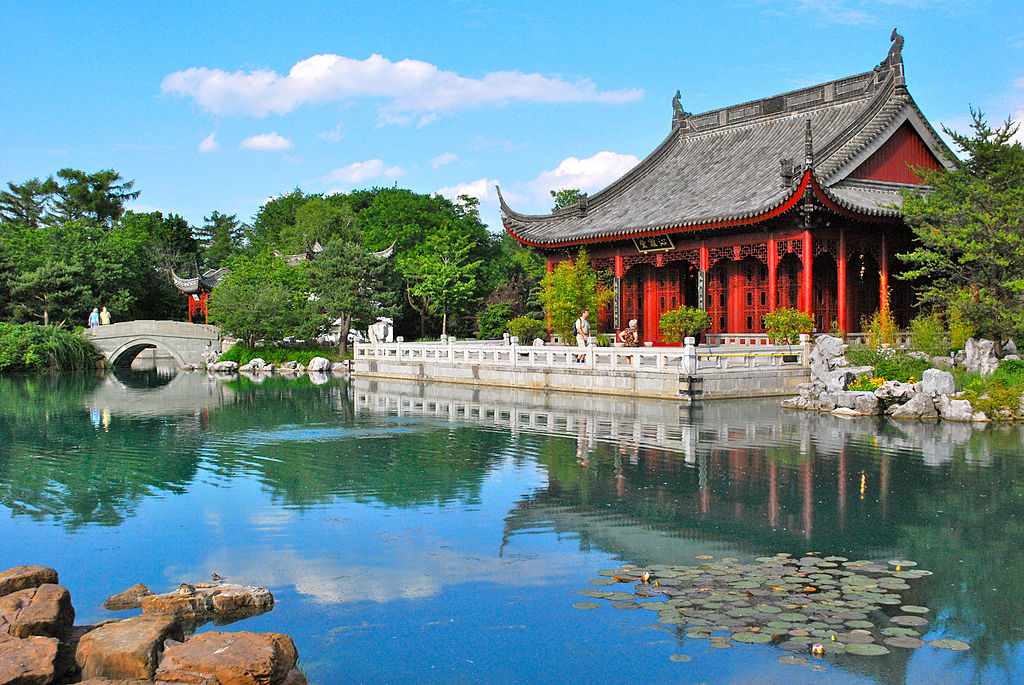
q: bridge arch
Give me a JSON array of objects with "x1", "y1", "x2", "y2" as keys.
[{"x1": 107, "y1": 337, "x2": 187, "y2": 368}]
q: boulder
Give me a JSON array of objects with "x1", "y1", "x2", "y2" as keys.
[
  {"x1": 1003, "y1": 354, "x2": 1021, "y2": 361},
  {"x1": 921, "y1": 368, "x2": 956, "y2": 396},
  {"x1": 937, "y1": 395, "x2": 976, "y2": 423},
  {"x1": 1003, "y1": 340, "x2": 1018, "y2": 356},
  {"x1": 0, "y1": 635, "x2": 59, "y2": 685},
  {"x1": 155, "y1": 631, "x2": 300, "y2": 685},
  {"x1": 141, "y1": 584, "x2": 273, "y2": 619},
  {"x1": 329, "y1": 362, "x2": 346, "y2": 372},
  {"x1": 835, "y1": 391, "x2": 881, "y2": 415},
  {"x1": 808, "y1": 347, "x2": 829, "y2": 378},
  {"x1": 8, "y1": 584, "x2": 75, "y2": 641},
  {"x1": 813, "y1": 334, "x2": 845, "y2": 362},
  {"x1": 797, "y1": 381, "x2": 825, "y2": 400},
  {"x1": 209, "y1": 361, "x2": 238, "y2": 374},
  {"x1": 887, "y1": 392, "x2": 938, "y2": 420},
  {"x1": 280, "y1": 361, "x2": 298, "y2": 370},
  {"x1": 103, "y1": 584, "x2": 154, "y2": 611},
  {"x1": 907, "y1": 351, "x2": 930, "y2": 361},
  {"x1": 817, "y1": 392, "x2": 836, "y2": 412},
  {"x1": 874, "y1": 380, "x2": 915, "y2": 402},
  {"x1": 306, "y1": 357, "x2": 330, "y2": 372},
  {"x1": 964, "y1": 338, "x2": 1000, "y2": 375},
  {"x1": 76, "y1": 614, "x2": 183, "y2": 681},
  {"x1": 0, "y1": 566, "x2": 58, "y2": 597},
  {"x1": 237, "y1": 363, "x2": 255, "y2": 373},
  {"x1": 931, "y1": 355, "x2": 953, "y2": 369},
  {"x1": 249, "y1": 358, "x2": 267, "y2": 369},
  {"x1": 818, "y1": 367, "x2": 872, "y2": 393}
]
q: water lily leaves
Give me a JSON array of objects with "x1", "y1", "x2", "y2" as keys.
[
  {"x1": 669, "y1": 654, "x2": 692, "y2": 662},
  {"x1": 888, "y1": 559, "x2": 917, "y2": 567},
  {"x1": 597, "y1": 569, "x2": 624, "y2": 577},
  {"x1": 929, "y1": 638, "x2": 971, "y2": 651},
  {"x1": 710, "y1": 641, "x2": 735, "y2": 649},
  {"x1": 604, "y1": 591, "x2": 636, "y2": 601},
  {"x1": 836, "y1": 632, "x2": 875, "y2": 644},
  {"x1": 890, "y1": 615, "x2": 929, "y2": 627},
  {"x1": 733, "y1": 631, "x2": 772, "y2": 643},
  {"x1": 844, "y1": 643, "x2": 890, "y2": 656},
  {"x1": 590, "y1": 578, "x2": 616, "y2": 586},
  {"x1": 900, "y1": 605, "x2": 929, "y2": 614},
  {"x1": 884, "y1": 636, "x2": 925, "y2": 649},
  {"x1": 579, "y1": 589, "x2": 610, "y2": 598},
  {"x1": 685, "y1": 628, "x2": 712, "y2": 639},
  {"x1": 778, "y1": 612, "x2": 808, "y2": 622},
  {"x1": 845, "y1": 620, "x2": 875, "y2": 630},
  {"x1": 779, "y1": 655, "x2": 811, "y2": 666},
  {"x1": 573, "y1": 602, "x2": 601, "y2": 610},
  {"x1": 819, "y1": 642, "x2": 846, "y2": 654},
  {"x1": 611, "y1": 601, "x2": 640, "y2": 610},
  {"x1": 695, "y1": 554, "x2": 714, "y2": 560}
]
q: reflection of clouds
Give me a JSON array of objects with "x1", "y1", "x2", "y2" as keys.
[
  {"x1": 175, "y1": 533, "x2": 578, "y2": 606},
  {"x1": 249, "y1": 508, "x2": 297, "y2": 531}
]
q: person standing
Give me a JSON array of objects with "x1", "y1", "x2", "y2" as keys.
[
  {"x1": 88, "y1": 308, "x2": 100, "y2": 328},
  {"x1": 99, "y1": 306, "x2": 111, "y2": 325},
  {"x1": 574, "y1": 309, "x2": 590, "y2": 361},
  {"x1": 617, "y1": 319, "x2": 639, "y2": 347}
]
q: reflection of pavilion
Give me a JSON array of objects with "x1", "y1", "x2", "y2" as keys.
[{"x1": 86, "y1": 371, "x2": 236, "y2": 418}]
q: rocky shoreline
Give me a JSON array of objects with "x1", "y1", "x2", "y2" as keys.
[
  {"x1": 0, "y1": 565, "x2": 306, "y2": 685},
  {"x1": 782, "y1": 335, "x2": 1023, "y2": 421}
]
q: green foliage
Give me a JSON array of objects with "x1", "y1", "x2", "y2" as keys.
[
  {"x1": 899, "y1": 109, "x2": 1024, "y2": 343},
  {"x1": 948, "y1": 305, "x2": 978, "y2": 350},
  {"x1": 307, "y1": 237, "x2": 395, "y2": 355},
  {"x1": 217, "y1": 342, "x2": 342, "y2": 366},
  {"x1": 400, "y1": 227, "x2": 483, "y2": 337},
  {"x1": 207, "y1": 251, "x2": 312, "y2": 347},
  {"x1": 538, "y1": 249, "x2": 613, "y2": 341},
  {"x1": 863, "y1": 305, "x2": 899, "y2": 350},
  {"x1": 845, "y1": 346, "x2": 931, "y2": 383},
  {"x1": 0, "y1": 322, "x2": 97, "y2": 372},
  {"x1": 763, "y1": 307, "x2": 814, "y2": 344},
  {"x1": 476, "y1": 302, "x2": 513, "y2": 339},
  {"x1": 659, "y1": 306, "x2": 711, "y2": 343},
  {"x1": 909, "y1": 312, "x2": 950, "y2": 357},
  {"x1": 11, "y1": 259, "x2": 91, "y2": 326},
  {"x1": 848, "y1": 374, "x2": 886, "y2": 392},
  {"x1": 955, "y1": 359, "x2": 1024, "y2": 417},
  {"x1": 550, "y1": 188, "x2": 582, "y2": 210},
  {"x1": 196, "y1": 211, "x2": 244, "y2": 269},
  {"x1": 506, "y1": 316, "x2": 546, "y2": 342}
]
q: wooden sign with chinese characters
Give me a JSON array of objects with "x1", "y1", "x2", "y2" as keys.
[
  {"x1": 697, "y1": 270, "x2": 707, "y2": 311},
  {"x1": 632, "y1": 234, "x2": 674, "y2": 253}
]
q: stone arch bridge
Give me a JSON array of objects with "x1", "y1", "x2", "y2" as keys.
[{"x1": 84, "y1": 321, "x2": 220, "y2": 367}]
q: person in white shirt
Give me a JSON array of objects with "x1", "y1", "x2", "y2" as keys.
[{"x1": 574, "y1": 310, "x2": 591, "y2": 361}]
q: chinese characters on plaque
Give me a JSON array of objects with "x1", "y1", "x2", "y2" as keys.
[{"x1": 631, "y1": 234, "x2": 674, "y2": 253}]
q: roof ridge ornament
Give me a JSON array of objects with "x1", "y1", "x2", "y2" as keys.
[
  {"x1": 672, "y1": 90, "x2": 691, "y2": 131},
  {"x1": 876, "y1": 28, "x2": 907, "y2": 94}
]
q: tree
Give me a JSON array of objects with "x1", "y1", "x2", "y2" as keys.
[
  {"x1": 550, "y1": 188, "x2": 582, "y2": 211},
  {"x1": 307, "y1": 237, "x2": 395, "y2": 356},
  {"x1": 48, "y1": 169, "x2": 140, "y2": 227},
  {"x1": 0, "y1": 242, "x2": 14, "y2": 319},
  {"x1": 401, "y1": 228, "x2": 483, "y2": 337},
  {"x1": 196, "y1": 211, "x2": 244, "y2": 269},
  {"x1": 0, "y1": 177, "x2": 57, "y2": 228},
  {"x1": 659, "y1": 306, "x2": 712, "y2": 342},
  {"x1": 207, "y1": 251, "x2": 311, "y2": 347},
  {"x1": 538, "y1": 249, "x2": 613, "y2": 341},
  {"x1": 248, "y1": 188, "x2": 307, "y2": 250},
  {"x1": 10, "y1": 260, "x2": 92, "y2": 326},
  {"x1": 899, "y1": 109, "x2": 1024, "y2": 345}
]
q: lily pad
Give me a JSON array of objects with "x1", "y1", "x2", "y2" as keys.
[
  {"x1": 929, "y1": 638, "x2": 971, "y2": 651},
  {"x1": 881, "y1": 627, "x2": 921, "y2": 637},
  {"x1": 573, "y1": 602, "x2": 601, "y2": 610},
  {"x1": 884, "y1": 636, "x2": 925, "y2": 649},
  {"x1": 888, "y1": 559, "x2": 917, "y2": 567},
  {"x1": 900, "y1": 605, "x2": 929, "y2": 614},
  {"x1": 845, "y1": 620, "x2": 875, "y2": 630},
  {"x1": 733, "y1": 631, "x2": 772, "y2": 643},
  {"x1": 891, "y1": 615, "x2": 929, "y2": 627},
  {"x1": 779, "y1": 655, "x2": 811, "y2": 666},
  {"x1": 611, "y1": 601, "x2": 640, "y2": 610},
  {"x1": 669, "y1": 654, "x2": 692, "y2": 662},
  {"x1": 590, "y1": 578, "x2": 617, "y2": 586},
  {"x1": 605, "y1": 591, "x2": 636, "y2": 601},
  {"x1": 578, "y1": 589, "x2": 610, "y2": 598},
  {"x1": 845, "y1": 643, "x2": 889, "y2": 656}
]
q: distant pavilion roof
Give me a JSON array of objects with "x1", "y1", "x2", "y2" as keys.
[
  {"x1": 499, "y1": 31, "x2": 955, "y2": 249},
  {"x1": 171, "y1": 267, "x2": 230, "y2": 294}
]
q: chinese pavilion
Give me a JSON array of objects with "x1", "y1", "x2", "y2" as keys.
[
  {"x1": 171, "y1": 267, "x2": 230, "y2": 324},
  {"x1": 499, "y1": 31, "x2": 954, "y2": 342}
]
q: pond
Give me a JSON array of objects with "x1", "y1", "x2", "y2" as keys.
[{"x1": 1, "y1": 369, "x2": 1022, "y2": 683}]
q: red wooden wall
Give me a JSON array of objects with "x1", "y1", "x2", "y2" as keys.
[{"x1": 850, "y1": 122, "x2": 943, "y2": 184}]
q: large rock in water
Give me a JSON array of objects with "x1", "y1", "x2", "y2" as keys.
[
  {"x1": 155, "y1": 631, "x2": 304, "y2": 685},
  {"x1": 921, "y1": 368, "x2": 955, "y2": 396},
  {"x1": 834, "y1": 391, "x2": 881, "y2": 415},
  {"x1": 7, "y1": 584, "x2": 75, "y2": 641},
  {"x1": 887, "y1": 392, "x2": 938, "y2": 420},
  {"x1": 76, "y1": 614, "x2": 183, "y2": 681},
  {"x1": 874, "y1": 380, "x2": 915, "y2": 402},
  {"x1": 141, "y1": 583, "x2": 273, "y2": 618},
  {"x1": 937, "y1": 395, "x2": 981, "y2": 422},
  {"x1": 306, "y1": 356, "x2": 331, "y2": 372},
  {"x1": 0, "y1": 634, "x2": 59, "y2": 685},
  {"x1": 103, "y1": 583, "x2": 154, "y2": 611},
  {"x1": 0, "y1": 566, "x2": 58, "y2": 597}
]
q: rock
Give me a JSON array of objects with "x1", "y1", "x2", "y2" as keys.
[
  {"x1": 921, "y1": 368, "x2": 956, "y2": 396},
  {"x1": 818, "y1": 367, "x2": 872, "y2": 393},
  {"x1": 1003, "y1": 340, "x2": 1018, "y2": 356},
  {"x1": 1003, "y1": 354, "x2": 1021, "y2": 361},
  {"x1": 237, "y1": 363, "x2": 254, "y2": 372},
  {"x1": 0, "y1": 635, "x2": 59, "y2": 685},
  {"x1": 0, "y1": 566, "x2": 58, "y2": 597},
  {"x1": 780, "y1": 397, "x2": 801, "y2": 409},
  {"x1": 103, "y1": 584, "x2": 154, "y2": 612},
  {"x1": 834, "y1": 391, "x2": 881, "y2": 415},
  {"x1": 9, "y1": 584, "x2": 75, "y2": 641},
  {"x1": 813, "y1": 334, "x2": 845, "y2": 362},
  {"x1": 931, "y1": 355, "x2": 953, "y2": 369},
  {"x1": 249, "y1": 358, "x2": 267, "y2": 369},
  {"x1": 329, "y1": 362, "x2": 346, "y2": 372},
  {"x1": 76, "y1": 614, "x2": 183, "y2": 681},
  {"x1": 964, "y1": 338, "x2": 1000, "y2": 375},
  {"x1": 209, "y1": 361, "x2": 238, "y2": 374},
  {"x1": 306, "y1": 357, "x2": 330, "y2": 372},
  {"x1": 874, "y1": 380, "x2": 915, "y2": 402},
  {"x1": 887, "y1": 392, "x2": 939, "y2": 420},
  {"x1": 907, "y1": 351, "x2": 930, "y2": 361},
  {"x1": 832, "y1": 407, "x2": 861, "y2": 417},
  {"x1": 141, "y1": 584, "x2": 272, "y2": 619},
  {"x1": 937, "y1": 395, "x2": 976, "y2": 422},
  {"x1": 156, "y1": 631, "x2": 300, "y2": 685},
  {"x1": 797, "y1": 381, "x2": 824, "y2": 400},
  {"x1": 808, "y1": 347, "x2": 829, "y2": 378},
  {"x1": 817, "y1": 392, "x2": 836, "y2": 412},
  {"x1": 280, "y1": 361, "x2": 298, "y2": 370}
]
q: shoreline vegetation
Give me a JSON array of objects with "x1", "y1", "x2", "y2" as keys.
[{"x1": 0, "y1": 322, "x2": 97, "y2": 373}]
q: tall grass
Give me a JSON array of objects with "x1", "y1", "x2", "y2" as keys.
[{"x1": 0, "y1": 323, "x2": 99, "y2": 373}]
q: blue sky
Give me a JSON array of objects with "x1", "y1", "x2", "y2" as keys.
[{"x1": 3, "y1": 1, "x2": 1022, "y2": 232}]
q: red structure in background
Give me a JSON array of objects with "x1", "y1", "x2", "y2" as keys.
[
  {"x1": 171, "y1": 268, "x2": 229, "y2": 324},
  {"x1": 500, "y1": 32, "x2": 953, "y2": 342}
]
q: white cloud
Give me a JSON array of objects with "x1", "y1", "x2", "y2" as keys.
[
  {"x1": 323, "y1": 159, "x2": 406, "y2": 187},
  {"x1": 240, "y1": 132, "x2": 293, "y2": 151},
  {"x1": 529, "y1": 151, "x2": 639, "y2": 200},
  {"x1": 430, "y1": 152, "x2": 458, "y2": 169},
  {"x1": 436, "y1": 177, "x2": 496, "y2": 203},
  {"x1": 161, "y1": 53, "x2": 643, "y2": 121},
  {"x1": 318, "y1": 123, "x2": 344, "y2": 142},
  {"x1": 198, "y1": 132, "x2": 220, "y2": 153}
]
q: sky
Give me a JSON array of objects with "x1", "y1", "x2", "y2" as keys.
[{"x1": 2, "y1": 1, "x2": 1022, "y2": 233}]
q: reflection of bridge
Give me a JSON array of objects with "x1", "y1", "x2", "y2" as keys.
[
  {"x1": 86, "y1": 370, "x2": 236, "y2": 417},
  {"x1": 83, "y1": 321, "x2": 220, "y2": 367}
]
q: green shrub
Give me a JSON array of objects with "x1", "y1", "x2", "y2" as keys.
[
  {"x1": 863, "y1": 307, "x2": 899, "y2": 350},
  {"x1": 475, "y1": 302, "x2": 513, "y2": 340},
  {"x1": 763, "y1": 308, "x2": 814, "y2": 344},
  {"x1": 506, "y1": 316, "x2": 546, "y2": 342},
  {"x1": 848, "y1": 374, "x2": 885, "y2": 392},
  {"x1": 0, "y1": 323, "x2": 98, "y2": 373},
  {"x1": 659, "y1": 306, "x2": 711, "y2": 343},
  {"x1": 909, "y1": 312, "x2": 950, "y2": 357},
  {"x1": 218, "y1": 342, "x2": 342, "y2": 366},
  {"x1": 948, "y1": 306, "x2": 977, "y2": 351},
  {"x1": 845, "y1": 346, "x2": 930, "y2": 383}
]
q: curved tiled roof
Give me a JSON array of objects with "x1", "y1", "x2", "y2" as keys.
[{"x1": 500, "y1": 34, "x2": 953, "y2": 248}]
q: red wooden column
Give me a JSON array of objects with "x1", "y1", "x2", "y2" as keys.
[
  {"x1": 614, "y1": 255, "x2": 624, "y2": 331},
  {"x1": 643, "y1": 266, "x2": 658, "y2": 342},
  {"x1": 879, "y1": 232, "x2": 889, "y2": 312},
  {"x1": 767, "y1": 235, "x2": 778, "y2": 313},
  {"x1": 837, "y1": 228, "x2": 848, "y2": 334},
  {"x1": 545, "y1": 258, "x2": 554, "y2": 337},
  {"x1": 699, "y1": 245, "x2": 709, "y2": 312},
  {"x1": 801, "y1": 230, "x2": 813, "y2": 317}
]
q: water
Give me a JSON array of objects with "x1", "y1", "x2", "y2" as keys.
[{"x1": 1, "y1": 370, "x2": 1022, "y2": 684}]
